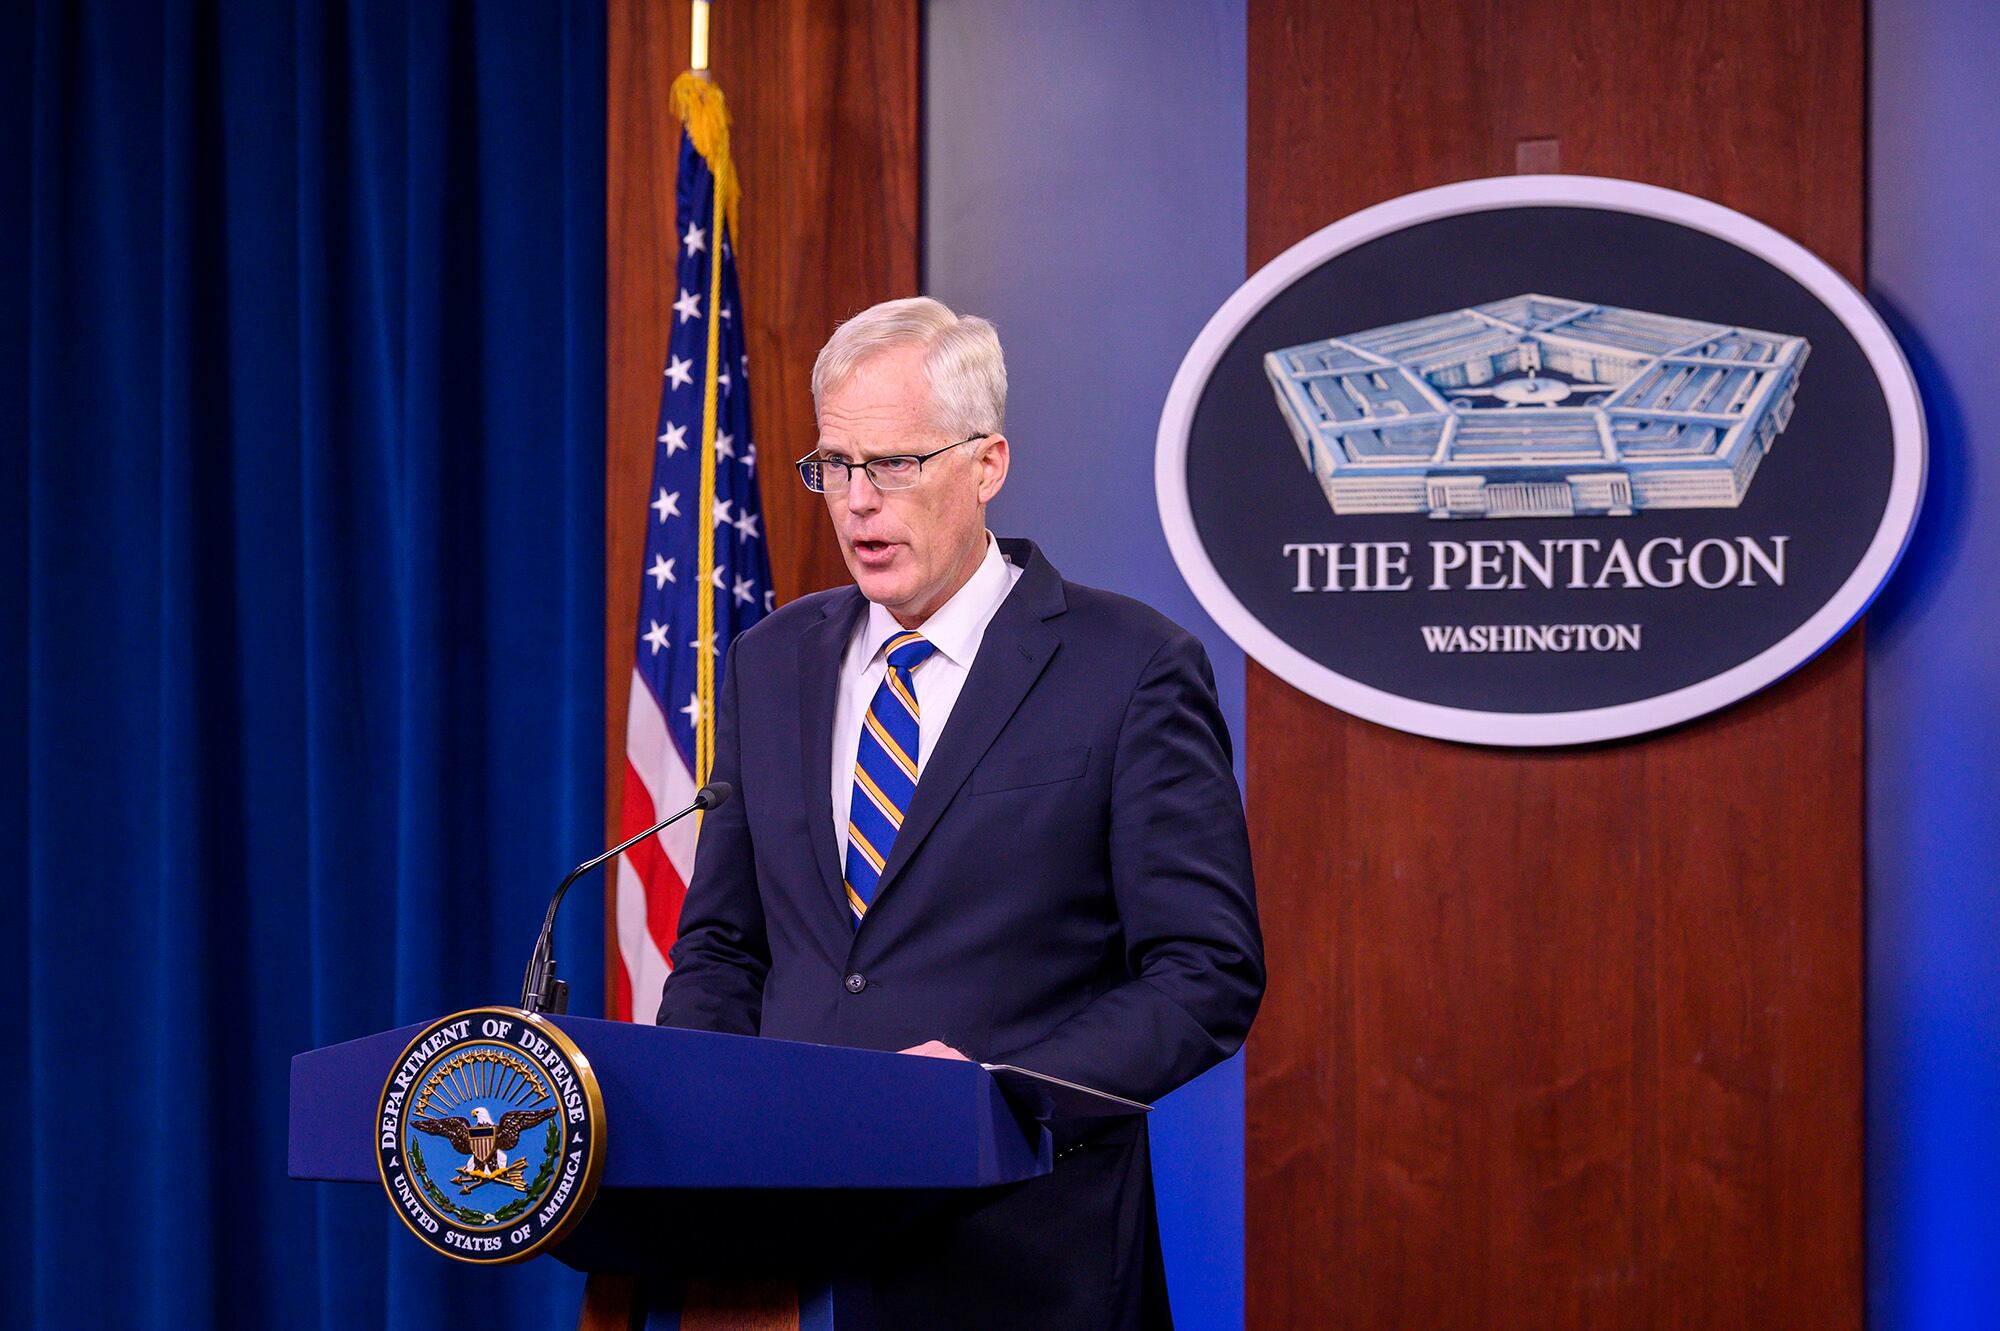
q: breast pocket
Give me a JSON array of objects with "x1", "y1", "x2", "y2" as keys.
[{"x1": 969, "y1": 744, "x2": 1091, "y2": 795}]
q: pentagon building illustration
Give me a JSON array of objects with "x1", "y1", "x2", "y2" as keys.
[{"x1": 1263, "y1": 294, "x2": 1810, "y2": 519}]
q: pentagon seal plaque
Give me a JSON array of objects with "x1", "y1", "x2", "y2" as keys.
[{"x1": 1157, "y1": 175, "x2": 1925, "y2": 746}]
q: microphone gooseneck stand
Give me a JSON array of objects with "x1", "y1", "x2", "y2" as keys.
[{"x1": 518, "y1": 781, "x2": 732, "y2": 1015}]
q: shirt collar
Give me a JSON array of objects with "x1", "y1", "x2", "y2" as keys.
[{"x1": 863, "y1": 532, "x2": 1010, "y2": 669}]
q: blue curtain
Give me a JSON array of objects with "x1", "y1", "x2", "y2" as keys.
[{"x1": 10, "y1": 3, "x2": 605, "y2": 1327}]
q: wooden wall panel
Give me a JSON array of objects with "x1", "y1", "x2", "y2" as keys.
[
  {"x1": 606, "y1": 1, "x2": 920, "y2": 1003},
  {"x1": 1244, "y1": 3, "x2": 1865, "y2": 1328}
]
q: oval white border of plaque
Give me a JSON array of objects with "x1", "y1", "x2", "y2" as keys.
[{"x1": 1155, "y1": 175, "x2": 1927, "y2": 747}]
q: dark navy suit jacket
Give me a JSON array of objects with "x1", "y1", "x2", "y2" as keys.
[{"x1": 657, "y1": 538, "x2": 1264, "y2": 1328}]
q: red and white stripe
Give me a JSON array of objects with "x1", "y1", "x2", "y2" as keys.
[{"x1": 612, "y1": 668, "x2": 700, "y2": 1022}]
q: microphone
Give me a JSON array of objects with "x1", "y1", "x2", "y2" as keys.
[{"x1": 518, "y1": 781, "x2": 732, "y2": 1015}]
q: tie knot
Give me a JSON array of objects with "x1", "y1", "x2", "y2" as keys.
[{"x1": 884, "y1": 631, "x2": 937, "y2": 672}]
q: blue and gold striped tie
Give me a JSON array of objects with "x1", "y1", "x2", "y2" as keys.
[{"x1": 845, "y1": 630, "x2": 937, "y2": 925}]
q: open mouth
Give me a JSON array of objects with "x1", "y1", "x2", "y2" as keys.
[{"x1": 852, "y1": 538, "x2": 896, "y2": 560}]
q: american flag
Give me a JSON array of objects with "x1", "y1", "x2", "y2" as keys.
[{"x1": 614, "y1": 74, "x2": 773, "y2": 1023}]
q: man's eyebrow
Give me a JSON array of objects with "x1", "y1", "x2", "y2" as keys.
[{"x1": 817, "y1": 443, "x2": 910, "y2": 461}]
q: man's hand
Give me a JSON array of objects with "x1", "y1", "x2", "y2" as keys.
[{"x1": 898, "y1": 1040, "x2": 970, "y2": 1060}]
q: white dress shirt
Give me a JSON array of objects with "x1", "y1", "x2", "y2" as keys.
[{"x1": 832, "y1": 532, "x2": 1023, "y2": 862}]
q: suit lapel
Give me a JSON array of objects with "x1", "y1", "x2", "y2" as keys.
[
  {"x1": 800, "y1": 589, "x2": 865, "y2": 921},
  {"x1": 868, "y1": 542, "x2": 1065, "y2": 911}
]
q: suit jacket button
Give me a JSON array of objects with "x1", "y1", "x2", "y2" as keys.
[{"x1": 844, "y1": 973, "x2": 866, "y2": 994}]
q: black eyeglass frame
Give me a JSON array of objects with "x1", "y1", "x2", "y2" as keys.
[{"x1": 794, "y1": 434, "x2": 988, "y2": 494}]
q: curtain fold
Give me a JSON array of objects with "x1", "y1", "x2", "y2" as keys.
[{"x1": 16, "y1": 3, "x2": 606, "y2": 1326}]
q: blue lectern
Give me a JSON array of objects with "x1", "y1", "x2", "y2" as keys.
[{"x1": 289, "y1": 1014, "x2": 1060, "y2": 1328}]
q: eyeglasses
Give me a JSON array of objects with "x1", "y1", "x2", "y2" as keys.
[{"x1": 795, "y1": 435, "x2": 986, "y2": 494}]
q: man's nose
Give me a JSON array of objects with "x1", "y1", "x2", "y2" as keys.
[{"x1": 843, "y1": 471, "x2": 883, "y2": 513}]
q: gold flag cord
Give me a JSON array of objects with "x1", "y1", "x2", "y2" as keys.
[
  {"x1": 695, "y1": 181, "x2": 723, "y2": 785},
  {"x1": 671, "y1": 69, "x2": 736, "y2": 788}
]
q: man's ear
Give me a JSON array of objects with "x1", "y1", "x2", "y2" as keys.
[{"x1": 975, "y1": 434, "x2": 1009, "y2": 505}]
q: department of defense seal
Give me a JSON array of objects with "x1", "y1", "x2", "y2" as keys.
[{"x1": 375, "y1": 1007, "x2": 605, "y2": 1263}]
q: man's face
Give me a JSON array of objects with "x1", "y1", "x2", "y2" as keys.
[{"x1": 816, "y1": 345, "x2": 1008, "y2": 625}]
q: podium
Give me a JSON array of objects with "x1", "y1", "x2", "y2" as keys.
[{"x1": 289, "y1": 1014, "x2": 1062, "y2": 1328}]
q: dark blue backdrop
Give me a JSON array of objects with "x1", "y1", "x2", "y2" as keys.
[
  {"x1": 1869, "y1": 3, "x2": 2000, "y2": 1326},
  {"x1": 9, "y1": 3, "x2": 605, "y2": 1327}
]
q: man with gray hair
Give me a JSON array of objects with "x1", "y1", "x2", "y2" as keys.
[{"x1": 659, "y1": 295, "x2": 1263, "y2": 1328}]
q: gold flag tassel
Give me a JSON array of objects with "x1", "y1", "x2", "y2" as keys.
[{"x1": 668, "y1": 72, "x2": 740, "y2": 250}]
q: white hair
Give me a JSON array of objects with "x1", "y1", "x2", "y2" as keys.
[{"x1": 811, "y1": 296, "x2": 1007, "y2": 438}]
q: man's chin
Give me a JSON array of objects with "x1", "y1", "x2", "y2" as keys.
[{"x1": 853, "y1": 568, "x2": 912, "y2": 610}]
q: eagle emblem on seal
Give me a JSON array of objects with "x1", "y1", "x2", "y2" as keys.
[{"x1": 412, "y1": 1105, "x2": 558, "y2": 1193}]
